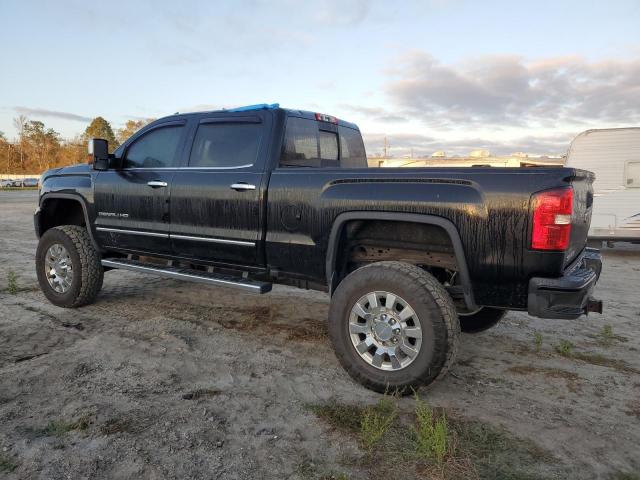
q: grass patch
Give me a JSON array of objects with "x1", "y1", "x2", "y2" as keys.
[
  {"x1": 611, "y1": 473, "x2": 640, "y2": 480},
  {"x1": 555, "y1": 339, "x2": 574, "y2": 357},
  {"x1": 0, "y1": 454, "x2": 18, "y2": 473},
  {"x1": 7, "y1": 270, "x2": 18, "y2": 294},
  {"x1": 307, "y1": 396, "x2": 561, "y2": 480},
  {"x1": 305, "y1": 399, "x2": 363, "y2": 434},
  {"x1": 34, "y1": 417, "x2": 90, "y2": 437},
  {"x1": 533, "y1": 332, "x2": 543, "y2": 352}
]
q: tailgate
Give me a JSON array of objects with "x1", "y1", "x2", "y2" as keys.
[{"x1": 565, "y1": 169, "x2": 595, "y2": 266}]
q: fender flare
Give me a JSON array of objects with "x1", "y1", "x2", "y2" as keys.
[
  {"x1": 325, "y1": 211, "x2": 477, "y2": 310},
  {"x1": 36, "y1": 192, "x2": 101, "y2": 252}
]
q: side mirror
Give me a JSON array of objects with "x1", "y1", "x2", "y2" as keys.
[{"x1": 89, "y1": 138, "x2": 109, "y2": 170}]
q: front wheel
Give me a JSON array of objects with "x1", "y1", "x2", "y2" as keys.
[
  {"x1": 328, "y1": 261, "x2": 460, "y2": 394},
  {"x1": 36, "y1": 225, "x2": 103, "y2": 308}
]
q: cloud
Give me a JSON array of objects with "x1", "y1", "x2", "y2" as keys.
[
  {"x1": 385, "y1": 52, "x2": 640, "y2": 129},
  {"x1": 14, "y1": 106, "x2": 92, "y2": 122},
  {"x1": 339, "y1": 103, "x2": 409, "y2": 123},
  {"x1": 363, "y1": 131, "x2": 573, "y2": 157}
]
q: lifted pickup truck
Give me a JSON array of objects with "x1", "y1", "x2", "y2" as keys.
[{"x1": 34, "y1": 104, "x2": 603, "y2": 393}]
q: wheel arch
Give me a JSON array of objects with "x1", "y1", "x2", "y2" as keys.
[
  {"x1": 36, "y1": 193, "x2": 100, "y2": 252},
  {"x1": 325, "y1": 211, "x2": 476, "y2": 310}
]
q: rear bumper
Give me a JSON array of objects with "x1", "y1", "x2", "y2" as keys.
[{"x1": 527, "y1": 248, "x2": 603, "y2": 319}]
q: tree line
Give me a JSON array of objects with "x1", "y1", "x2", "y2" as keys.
[{"x1": 0, "y1": 116, "x2": 153, "y2": 174}]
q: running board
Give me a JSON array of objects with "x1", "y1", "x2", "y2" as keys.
[{"x1": 101, "y1": 258, "x2": 272, "y2": 294}]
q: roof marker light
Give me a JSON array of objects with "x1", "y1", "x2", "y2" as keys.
[{"x1": 315, "y1": 113, "x2": 338, "y2": 124}]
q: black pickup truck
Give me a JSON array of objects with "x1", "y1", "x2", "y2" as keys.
[{"x1": 34, "y1": 104, "x2": 603, "y2": 393}]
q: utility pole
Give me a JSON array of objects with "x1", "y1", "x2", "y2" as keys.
[{"x1": 383, "y1": 136, "x2": 389, "y2": 158}]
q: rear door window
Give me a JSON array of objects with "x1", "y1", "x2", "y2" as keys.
[{"x1": 189, "y1": 123, "x2": 262, "y2": 168}]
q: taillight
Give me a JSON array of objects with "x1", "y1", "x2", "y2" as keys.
[{"x1": 531, "y1": 187, "x2": 573, "y2": 250}]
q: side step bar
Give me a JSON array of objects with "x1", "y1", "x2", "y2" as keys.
[{"x1": 101, "y1": 258, "x2": 272, "y2": 294}]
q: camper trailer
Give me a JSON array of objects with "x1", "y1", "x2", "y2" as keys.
[{"x1": 565, "y1": 128, "x2": 640, "y2": 243}]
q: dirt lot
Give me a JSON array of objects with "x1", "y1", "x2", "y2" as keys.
[{"x1": 1, "y1": 190, "x2": 639, "y2": 479}]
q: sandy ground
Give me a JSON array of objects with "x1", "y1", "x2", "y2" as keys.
[{"x1": 0, "y1": 190, "x2": 639, "y2": 479}]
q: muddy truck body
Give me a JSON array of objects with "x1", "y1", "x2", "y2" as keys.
[{"x1": 34, "y1": 104, "x2": 603, "y2": 393}]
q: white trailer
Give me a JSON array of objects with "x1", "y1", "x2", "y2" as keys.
[{"x1": 565, "y1": 128, "x2": 640, "y2": 242}]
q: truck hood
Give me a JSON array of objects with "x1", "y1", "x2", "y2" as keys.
[{"x1": 41, "y1": 163, "x2": 92, "y2": 180}]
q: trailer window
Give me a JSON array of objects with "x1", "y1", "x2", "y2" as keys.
[{"x1": 626, "y1": 162, "x2": 640, "y2": 188}]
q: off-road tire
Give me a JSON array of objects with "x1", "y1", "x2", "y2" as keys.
[
  {"x1": 459, "y1": 307, "x2": 507, "y2": 333},
  {"x1": 36, "y1": 225, "x2": 103, "y2": 308},
  {"x1": 328, "y1": 261, "x2": 460, "y2": 394}
]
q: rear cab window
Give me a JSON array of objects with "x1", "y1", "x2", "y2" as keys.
[
  {"x1": 280, "y1": 116, "x2": 367, "y2": 168},
  {"x1": 189, "y1": 121, "x2": 263, "y2": 168}
]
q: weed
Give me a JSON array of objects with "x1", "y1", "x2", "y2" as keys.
[
  {"x1": 601, "y1": 325, "x2": 614, "y2": 343},
  {"x1": 36, "y1": 417, "x2": 90, "y2": 437},
  {"x1": 360, "y1": 395, "x2": 397, "y2": 451},
  {"x1": 413, "y1": 397, "x2": 449, "y2": 465},
  {"x1": 533, "y1": 332, "x2": 543, "y2": 352},
  {"x1": 555, "y1": 339, "x2": 574, "y2": 357},
  {"x1": 0, "y1": 454, "x2": 17, "y2": 473},
  {"x1": 7, "y1": 270, "x2": 18, "y2": 294}
]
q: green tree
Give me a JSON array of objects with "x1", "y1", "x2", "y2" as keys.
[
  {"x1": 116, "y1": 118, "x2": 154, "y2": 144},
  {"x1": 83, "y1": 117, "x2": 119, "y2": 152}
]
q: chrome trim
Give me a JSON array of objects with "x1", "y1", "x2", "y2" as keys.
[
  {"x1": 100, "y1": 259, "x2": 265, "y2": 293},
  {"x1": 96, "y1": 227, "x2": 169, "y2": 238},
  {"x1": 118, "y1": 164, "x2": 253, "y2": 171},
  {"x1": 230, "y1": 183, "x2": 256, "y2": 191},
  {"x1": 170, "y1": 234, "x2": 255, "y2": 246}
]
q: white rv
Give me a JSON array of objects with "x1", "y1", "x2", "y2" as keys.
[{"x1": 566, "y1": 128, "x2": 640, "y2": 242}]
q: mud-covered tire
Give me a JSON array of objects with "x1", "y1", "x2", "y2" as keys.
[
  {"x1": 328, "y1": 261, "x2": 460, "y2": 394},
  {"x1": 36, "y1": 225, "x2": 103, "y2": 308},
  {"x1": 459, "y1": 307, "x2": 507, "y2": 333}
]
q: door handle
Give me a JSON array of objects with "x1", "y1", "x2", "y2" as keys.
[
  {"x1": 230, "y1": 183, "x2": 256, "y2": 191},
  {"x1": 147, "y1": 181, "x2": 168, "y2": 188}
]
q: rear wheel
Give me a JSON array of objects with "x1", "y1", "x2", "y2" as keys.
[
  {"x1": 459, "y1": 307, "x2": 506, "y2": 333},
  {"x1": 328, "y1": 261, "x2": 460, "y2": 394},
  {"x1": 36, "y1": 225, "x2": 103, "y2": 308}
]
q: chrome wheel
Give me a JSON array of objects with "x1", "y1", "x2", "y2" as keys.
[
  {"x1": 44, "y1": 243, "x2": 73, "y2": 293},
  {"x1": 349, "y1": 291, "x2": 423, "y2": 371}
]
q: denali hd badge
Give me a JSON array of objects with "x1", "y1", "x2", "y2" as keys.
[{"x1": 98, "y1": 212, "x2": 129, "y2": 218}]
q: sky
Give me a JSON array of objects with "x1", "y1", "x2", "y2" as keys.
[{"x1": 1, "y1": 0, "x2": 639, "y2": 157}]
